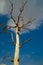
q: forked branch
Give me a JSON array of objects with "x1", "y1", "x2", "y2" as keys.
[
  {"x1": 17, "y1": 18, "x2": 36, "y2": 32},
  {"x1": 20, "y1": 18, "x2": 36, "y2": 28},
  {"x1": 17, "y1": 1, "x2": 27, "y2": 25}
]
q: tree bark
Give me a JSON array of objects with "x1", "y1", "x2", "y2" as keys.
[{"x1": 14, "y1": 27, "x2": 19, "y2": 65}]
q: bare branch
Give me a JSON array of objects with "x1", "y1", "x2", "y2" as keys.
[
  {"x1": 24, "y1": 18, "x2": 36, "y2": 26},
  {"x1": 9, "y1": 0, "x2": 16, "y2": 25},
  {"x1": 7, "y1": 55, "x2": 14, "y2": 62},
  {"x1": 22, "y1": 27, "x2": 30, "y2": 31},
  {"x1": 17, "y1": 18, "x2": 36, "y2": 32},
  {"x1": 17, "y1": 17, "x2": 31, "y2": 32},
  {"x1": 1, "y1": 55, "x2": 14, "y2": 62},
  {"x1": 19, "y1": 18, "x2": 36, "y2": 28},
  {"x1": 3, "y1": 25, "x2": 16, "y2": 29},
  {"x1": 10, "y1": 32, "x2": 16, "y2": 46},
  {"x1": 0, "y1": 23, "x2": 16, "y2": 33},
  {"x1": 0, "y1": 23, "x2": 16, "y2": 46},
  {"x1": 19, "y1": 38, "x2": 31, "y2": 48},
  {"x1": 17, "y1": 1, "x2": 27, "y2": 25}
]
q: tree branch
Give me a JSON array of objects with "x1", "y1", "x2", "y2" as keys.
[
  {"x1": 19, "y1": 18, "x2": 36, "y2": 28},
  {"x1": 17, "y1": 18, "x2": 36, "y2": 32},
  {"x1": 0, "y1": 23, "x2": 16, "y2": 33},
  {"x1": 19, "y1": 38, "x2": 31, "y2": 48},
  {"x1": 1, "y1": 55, "x2": 14, "y2": 62},
  {"x1": 10, "y1": 32, "x2": 16, "y2": 46},
  {"x1": 17, "y1": 1, "x2": 27, "y2": 25},
  {"x1": 24, "y1": 18, "x2": 36, "y2": 26},
  {"x1": 0, "y1": 23, "x2": 16, "y2": 46},
  {"x1": 9, "y1": 0, "x2": 16, "y2": 25},
  {"x1": 7, "y1": 55, "x2": 14, "y2": 62}
]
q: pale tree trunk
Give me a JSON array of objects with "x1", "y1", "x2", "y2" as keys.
[{"x1": 14, "y1": 27, "x2": 19, "y2": 65}]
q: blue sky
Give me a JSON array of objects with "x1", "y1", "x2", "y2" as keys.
[{"x1": 0, "y1": 0, "x2": 43, "y2": 65}]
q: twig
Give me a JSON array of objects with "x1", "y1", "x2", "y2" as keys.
[{"x1": 19, "y1": 38, "x2": 31, "y2": 48}]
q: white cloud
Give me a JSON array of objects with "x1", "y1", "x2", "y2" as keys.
[
  {"x1": 0, "y1": 0, "x2": 10, "y2": 14},
  {"x1": 0, "y1": 0, "x2": 5, "y2": 14}
]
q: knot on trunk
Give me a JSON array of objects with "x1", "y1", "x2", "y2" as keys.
[{"x1": 17, "y1": 58, "x2": 19, "y2": 62}]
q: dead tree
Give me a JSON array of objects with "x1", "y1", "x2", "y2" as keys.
[{"x1": 0, "y1": 0, "x2": 36, "y2": 65}]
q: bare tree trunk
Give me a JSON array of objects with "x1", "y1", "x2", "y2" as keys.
[{"x1": 14, "y1": 27, "x2": 19, "y2": 65}]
